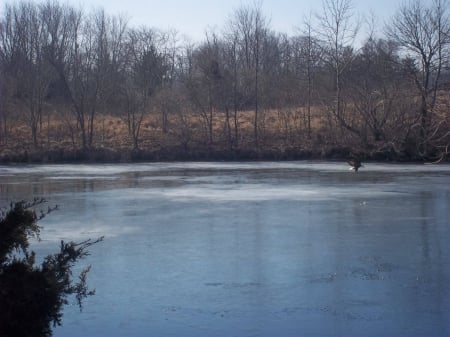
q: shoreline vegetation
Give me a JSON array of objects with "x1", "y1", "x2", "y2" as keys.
[
  {"x1": 1, "y1": 0, "x2": 449, "y2": 165},
  {"x1": 0, "y1": 112, "x2": 440, "y2": 164}
]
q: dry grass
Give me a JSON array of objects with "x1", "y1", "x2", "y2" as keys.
[
  {"x1": 10, "y1": 101, "x2": 445, "y2": 162},
  {"x1": 0, "y1": 106, "x2": 330, "y2": 161}
]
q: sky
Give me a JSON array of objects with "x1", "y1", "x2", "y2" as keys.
[
  {"x1": 1, "y1": 0, "x2": 434, "y2": 42},
  {"x1": 53, "y1": 0, "x2": 407, "y2": 41}
]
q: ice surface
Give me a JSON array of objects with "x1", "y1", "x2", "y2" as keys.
[{"x1": 1, "y1": 161, "x2": 449, "y2": 337}]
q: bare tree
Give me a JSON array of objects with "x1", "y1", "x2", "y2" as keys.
[
  {"x1": 0, "y1": 2, "x2": 54, "y2": 148},
  {"x1": 222, "y1": 26, "x2": 244, "y2": 149},
  {"x1": 295, "y1": 16, "x2": 324, "y2": 138},
  {"x1": 158, "y1": 29, "x2": 179, "y2": 133},
  {"x1": 118, "y1": 27, "x2": 165, "y2": 150},
  {"x1": 42, "y1": 2, "x2": 85, "y2": 148},
  {"x1": 227, "y1": 2, "x2": 269, "y2": 148},
  {"x1": 316, "y1": 0, "x2": 360, "y2": 134},
  {"x1": 0, "y1": 15, "x2": 11, "y2": 144},
  {"x1": 187, "y1": 31, "x2": 220, "y2": 148},
  {"x1": 349, "y1": 38, "x2": 417, "y2": 149},
  {"x1": 44, "y1": 5, "x2": 127, "y2": 150},
  {"x1": 387, "y1": 0, "x2": 450, "y2": 157},
  {"x1": 0, "y1": 68, "x2": 10, "y2": 145}
]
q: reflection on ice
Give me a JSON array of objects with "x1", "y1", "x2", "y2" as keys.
[
  {"x1": 144, "y1": 184, "x2": 398, "y2": 202},
  {"x1": 1, "y1": 161, "x2": 450, "y2": 178},
  {"x1": 36, "y1": 222, "x2": 140, "y2": 243}
]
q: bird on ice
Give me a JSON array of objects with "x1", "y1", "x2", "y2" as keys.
[{"x1": 348, "y1": 158, "x2": 363, "y2": 172}]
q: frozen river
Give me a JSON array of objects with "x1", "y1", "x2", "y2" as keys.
[{"x1": 1, "y1": 161, "x2": 450, "y2": 337}]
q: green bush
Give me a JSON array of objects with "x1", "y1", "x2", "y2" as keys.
[{"x1": 0, "y1": 199, "x2": 102, "y2": 337}]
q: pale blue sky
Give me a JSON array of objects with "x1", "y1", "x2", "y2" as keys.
[
  {"x1": 63, "y1": 0, "x2": 408, "y2": 40},
  {"x1": 3, "y1": 0, "x2": 435, "y2": 41}
]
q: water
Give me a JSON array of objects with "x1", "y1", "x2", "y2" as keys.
[{"x1": 1, "y1": 161, "x2": 449, "y2": 337}]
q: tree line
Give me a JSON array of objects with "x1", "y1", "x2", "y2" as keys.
[{"x1": 0, "y1": 0, "x2": 449, "y2": 162}]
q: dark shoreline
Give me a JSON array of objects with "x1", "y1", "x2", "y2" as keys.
[{"x1": 0, "y1": 145, "x2": 429, "y2": 165}]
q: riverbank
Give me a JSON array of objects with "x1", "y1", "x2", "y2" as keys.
[
  {"x1": 0, "y1": 143, "x2": 415, "y2": 164},
  {"x1": 0, "y1": 113, "x2": 445, "y2": 164}
]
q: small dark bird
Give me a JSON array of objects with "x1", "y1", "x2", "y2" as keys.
[{"x1": 348, "y1": 158, "x2": 363, "y2": 172}]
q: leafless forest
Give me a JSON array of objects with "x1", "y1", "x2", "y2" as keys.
[{"x1": 0, "y1": 0, "x2": 449, "y2": 163}]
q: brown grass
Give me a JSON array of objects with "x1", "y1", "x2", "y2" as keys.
[{"x1": 0, "y1": 105, "x2": 374, "y2": 162}]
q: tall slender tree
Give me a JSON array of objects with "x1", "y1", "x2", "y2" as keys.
[
  {"x1": 316, "y1": 0, "x2": 360, "y2": 134},
  {"x1": 227, "y1": 2, "x2": 269, "y2": 148}
]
